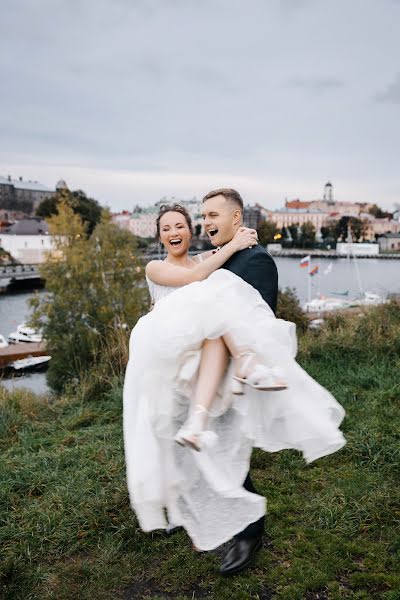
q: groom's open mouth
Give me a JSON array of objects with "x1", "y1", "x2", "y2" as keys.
[
  {"x1": 169, "y1": 238, "x2": 183, "y2": 247},
  {"x1": 208, "y1": 228, "x2": 218, "y2": 238}
]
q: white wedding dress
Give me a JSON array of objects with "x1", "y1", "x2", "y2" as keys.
[{"x1": 123, "y1": 269, "x2": 346, "y2": 550}]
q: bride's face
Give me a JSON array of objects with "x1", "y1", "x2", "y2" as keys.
[{"x1": 159, "y1": 211, "x2": 192, "y2": 256}]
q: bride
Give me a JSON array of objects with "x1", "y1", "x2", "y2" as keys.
[{"x1": 123, "y1": 202, "x2": 346, "y2": 552}]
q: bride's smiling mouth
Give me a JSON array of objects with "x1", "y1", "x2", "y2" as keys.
[{"x1": 169, "y1": 238, "x2": 183, "y2": 246}]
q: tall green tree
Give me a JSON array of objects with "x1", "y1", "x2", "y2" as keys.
[
  {"x1": 36, "y1": 188, "x2": 102, "y2": 235},
  {"x1": 320, "y1": 224, "x2": 338, "y2": 245},
  {"x1": 257, "y1": 220, "x2": 278, "y2": 245},
  {"x1": 30, "y1": 202, "x2": 147, "y2": 392},
  {"x1": 368, "y1": 204, "x2": 392, "y2": 219},
  {"x1": 335, "y1": 216, "x2": 366, "y2": 242},
  {"x1": 300, "y1": 221, "x2": 316, "y2": 248},
  {"x1": 288, "y1": 224, "x2": 299, "y2": 247}
]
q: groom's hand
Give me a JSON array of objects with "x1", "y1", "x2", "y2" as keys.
[{"x1": 231, "y1": 227, "x2": 259, "y2": 252}]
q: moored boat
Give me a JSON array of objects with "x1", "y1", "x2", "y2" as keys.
[
  {"x1": 8, "y1": 324, "x2": 43, "y2": 344},
  {"x1": 10, "y1": 355, "x2": 51, "y2": 370}
]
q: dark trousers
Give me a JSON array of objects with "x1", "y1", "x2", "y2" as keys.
[{"x1": 235, "y1": 472, "x2": 265, "y2": 540}]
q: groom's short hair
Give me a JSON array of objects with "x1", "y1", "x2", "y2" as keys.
[{"x1": 202, "y1": 188, "x2": 244, "y2": 213}]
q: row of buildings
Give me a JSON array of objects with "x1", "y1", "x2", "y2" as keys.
[
  {"x1": 1, "y1": 177, "x2": 400, "y2": 266},
  {"x1": 0, "y1": 175, "x2": 68, "y2": 222},
  {"x1": 111, "y1": 183, "x2": 400, "y2": 243},
  {"x1": 0, "y1": 175, "x2": 69, "y2": 264}
]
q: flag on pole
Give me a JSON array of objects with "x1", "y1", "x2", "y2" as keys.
[
  {"x1": 300, "y1": 255, "x2": 310, "y2": 268},
  {"x1": 309, "y1": 265, "x2": 319, "y2": 277}
]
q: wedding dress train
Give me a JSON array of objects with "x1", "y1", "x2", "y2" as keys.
[{"x1": 123, "y1": 270, "x2": 346, "y2": 550}]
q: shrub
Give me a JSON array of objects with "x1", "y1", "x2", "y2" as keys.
[{"x1": 276, "y1": 287, "x2": 309, "y2": 332}]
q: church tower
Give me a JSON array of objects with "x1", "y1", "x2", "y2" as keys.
[{"x1": 323, "y1": 181, "x2": 334, "y2": 204}]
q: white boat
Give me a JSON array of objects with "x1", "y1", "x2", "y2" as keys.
[
  {"x1": 304, "y1": 296, "x2": 352, "y2": 313},
  {"x1": 8, "y1": 324, "x2": 43, "y2": 344},
  {"x1": 304, "y1": 227, "x2": 388, "y2": 314},
  {"x1": 0, "y1": 277, "x2": 12, "y2": 290},
  {"x1": 11, "y1": 355, "x2": 51, "y2": 370},
  {"x1": 309, "y1": 318, "x2": 325, "y2": 330},
  {"x1": 0, "y1": 334, "x2": 8, "y2": 348},
  {"x1": 356, "y1": 291, "x2": 388, "y2": 306}
]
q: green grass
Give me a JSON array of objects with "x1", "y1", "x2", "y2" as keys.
[{"x1": 1, "y1": 303, "x2": 400, "y2": 600}]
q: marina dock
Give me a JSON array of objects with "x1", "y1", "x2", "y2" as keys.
[{"x1": 0, "y1": 342, "x2": 47, "y2": 367}]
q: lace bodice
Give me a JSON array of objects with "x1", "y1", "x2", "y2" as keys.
[
  {"x1": 145, "y1": 254, "x2": 206, "y2": 304},
  {"x1": 146, "y1": 275, "x2": 180, "y2": 304}
]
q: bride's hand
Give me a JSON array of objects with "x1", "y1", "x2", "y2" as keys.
[{"x1": 231, "y1": 227, "x2": 259, "y2": 252}]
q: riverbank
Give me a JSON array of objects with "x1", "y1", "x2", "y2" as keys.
[
  {"x1": 268, "y1": 249, "x2": 400, "y2": 259},
  {"x1": 1, "y1": 302, "x2": 399, "y2": 599}
]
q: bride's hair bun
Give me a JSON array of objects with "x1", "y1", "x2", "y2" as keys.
[{"x1": 156, "y1": 204, "x2": 193, "y2": 240}]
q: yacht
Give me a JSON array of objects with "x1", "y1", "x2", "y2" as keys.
[
  {"x1": 354, "y1": 291, "x2": 388, "y2": 307},
  {"x1": 304, "y1": 296, "x2": 352, "y2": 313},
  {"x1": 0, "y1": 334, "x2": 8, "y2": 348},
  {"x1": 11, "y1": 355, "x2": 51, "y2": 370},
  {"x1": 8, "y1": 324, "x2": 43, "y2": 344}
]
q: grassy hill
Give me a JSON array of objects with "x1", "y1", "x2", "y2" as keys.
[{"x1": 1, "y1": 303, "x2": 399, "y2": 600}]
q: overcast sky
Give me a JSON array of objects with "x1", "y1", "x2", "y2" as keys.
[{"x1": 1, "y1": 0, "x2": 399, "y2": 211}]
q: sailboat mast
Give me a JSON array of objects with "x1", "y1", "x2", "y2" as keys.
[{"x1": 347, "y1": 223, "x2": 364, "y2": 297}]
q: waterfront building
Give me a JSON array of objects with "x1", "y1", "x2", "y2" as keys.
[
  {"x1": 129, "y1": 206, "x2": 159, "y2": 238},
  {"x1": 377, "y1": 233, "x2": 400, "y2": 252},
  {"x1": 360, "y1": 215, "x2": 400, "y2": 240},
  {"x1": 244, "y1": 204, "x2": 265, "y2": 229},
  {"x1": 156, "y1": 197, "x2": 204, "y2": 235},
  {"x1": 263, "y1": 207, "x2": 329, "y2": 235},
  {"x1": 0, "y1": 218, "x2": 55, "y2": 263},
  {"x1": 111, "y1": 210, "x2": 131, "y2": 231},
  {"x1": 284, "y1": 182, "x2": 373, "y2": 217},
  {"x1": 128, "y1": 196, "x2": 204, "y2": 239},
  {"x1": 0, "y1": 175, "x2": 56, "y2": 220},
  {"x1": 336, "y1": 242, "x2": 379, "y2": 256}
]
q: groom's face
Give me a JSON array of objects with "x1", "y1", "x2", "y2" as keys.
[{"x1": 202, "y1": 195, "x2": 242, "y2": 247}]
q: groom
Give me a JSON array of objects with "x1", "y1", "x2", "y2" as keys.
[{"x1": 202, "y1": 187, "x2": 278, "y2": 576}]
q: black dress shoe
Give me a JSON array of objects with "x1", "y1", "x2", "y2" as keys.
[
  {"x1": 219, "y1": 536, "x2": 262, "y2": 576},
  {"x1": 165, "y1": 523, "x2": 182, "y2": 535}
]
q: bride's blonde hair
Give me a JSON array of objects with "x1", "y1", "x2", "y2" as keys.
[{"x1": 156, "y1": 204, "x2": 193, "y2": 240}]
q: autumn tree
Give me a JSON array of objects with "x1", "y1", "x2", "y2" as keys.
[{"x1": 30, "y1": 202, "x2": 147, "y2": 392}]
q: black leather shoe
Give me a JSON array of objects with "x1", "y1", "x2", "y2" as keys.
[
  {"x1": 219, "y1": 536, "x2": 262, "y2": 576},
  {"x1": 165, "y1": 523, "x2": 182, "y2": 536}
]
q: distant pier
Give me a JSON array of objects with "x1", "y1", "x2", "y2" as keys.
[{"x1": 267, "y1": 249, "x2": 400, "y2": 259}]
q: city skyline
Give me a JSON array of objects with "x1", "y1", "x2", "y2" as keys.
[{"x1": 1, "y1": 0, "x2": 400, "y2": 211}]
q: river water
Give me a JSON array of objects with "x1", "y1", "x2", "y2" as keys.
[{"x1": 0, "y1": 257, "x2": 399, "y2": 394}]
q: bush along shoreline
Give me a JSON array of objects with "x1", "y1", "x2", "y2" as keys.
[{"x1": 1, "y1": 301, "x2": 400, "y2": 599}]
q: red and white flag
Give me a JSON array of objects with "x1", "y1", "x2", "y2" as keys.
[{"x1": 300, "y1": 255, "x2": 310, "y2": 268}]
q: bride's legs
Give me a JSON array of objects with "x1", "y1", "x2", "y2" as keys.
[
  {"x1": 222, "y1": 332, "x2": 287, "y2": 392},
  {"x1": 175, "y1": 337, "x2": 229, "y2": 450}
]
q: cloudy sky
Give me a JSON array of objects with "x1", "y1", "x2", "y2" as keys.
[{"x1": 1, "y1": 0, "x2": 399, "y2": 211}]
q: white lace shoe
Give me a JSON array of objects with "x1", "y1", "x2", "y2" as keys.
[
  {"x1": 174, "y1": 405, "x2": 218, "y2": 452},
  {"x1": 232, "y1": 352, "x2": 288, "y2": 394}
]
